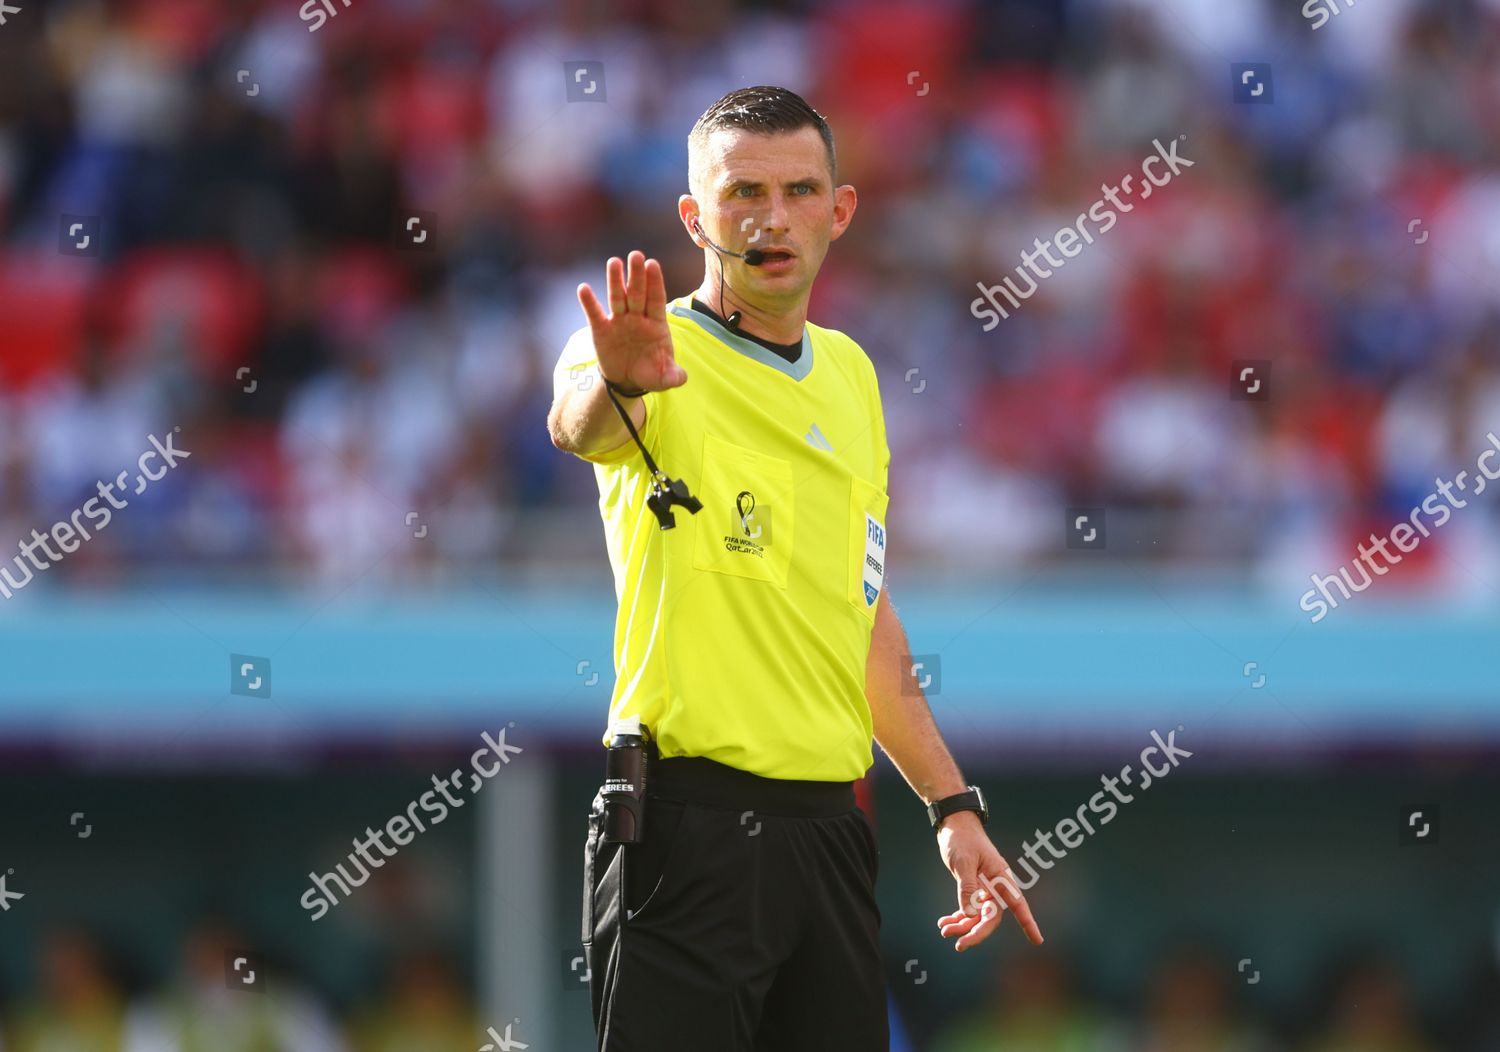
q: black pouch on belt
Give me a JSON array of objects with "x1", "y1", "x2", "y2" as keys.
[{"x1": 600, "y1": 717, "x2": 653, "y2": 844}]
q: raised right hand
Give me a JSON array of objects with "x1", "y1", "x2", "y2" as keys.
[{"x1": 576, "y1": 250, "x2": 688, "y2": 393}]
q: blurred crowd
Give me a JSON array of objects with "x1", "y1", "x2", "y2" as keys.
[
  {"x1": 0, "y1": 926, "x2": 483, "y2": 1052},
  {"x1": 925, "y1": 945, "x2": 1500, "y2": 1052},
  {"x1": 3, "y1": 927, "x2": 1496, "y2": 1052},
  {"x1": 3, "y1": 0, "x2": 1500, "y2": 592}
]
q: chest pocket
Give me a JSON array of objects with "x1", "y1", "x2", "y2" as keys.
[
  {"x1": 848, "y1": 475, "x2": 889, "y2": 620},
  {"x1": 692, "y1": 434, "x2": 795, "y2": 588}
]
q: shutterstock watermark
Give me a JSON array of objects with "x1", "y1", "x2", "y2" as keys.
[
  {"x1": 1303, "y1": 0, "x2": 1358, "y2": 31},
  {"x1": 299, "y1": 0, "x2": 357, "y2": 33},
  {"x1": 966, "y1": 727, "x2": 1191, "y2": 917},
  {"x1": 1300, "y1": 432, "x2": 1500, "y2": 623},
  {"x1": 970, "y1": 137, "x2": 1194, "y2": 329},
  {"x1": 300, "y1": 726, "x2": 523, "y2": 920},
  {"x1": 0, "y1": 431, "x2": 190, "y2": 600}
]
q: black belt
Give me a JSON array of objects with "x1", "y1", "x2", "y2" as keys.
[{"x1": 646, "y1": 753, "x2": 855, "y2": 818}]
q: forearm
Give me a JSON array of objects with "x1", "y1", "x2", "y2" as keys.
[
  {"x1": 865, "y1": 589, "x2": 968, "y2": 804},
  {"x1": 548, "y1": 368, "x2": 645, "y2": 457}
]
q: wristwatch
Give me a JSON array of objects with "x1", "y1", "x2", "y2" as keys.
[{"x1": 927, "y1": 786, "x2": 989, "y2": 831}]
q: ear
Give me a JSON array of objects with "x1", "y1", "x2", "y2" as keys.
[
  {"x1": 678, "y1": 194, "x2": 704, "y2": 246},
  {"x1": 829, "y1": 184, "x2": 858, "y2": 243}
]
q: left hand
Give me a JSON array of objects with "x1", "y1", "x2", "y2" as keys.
[{"x1": 933, "y1": 812, "x2": 1044, "y2": 951}]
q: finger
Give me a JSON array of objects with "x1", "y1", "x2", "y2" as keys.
[
  {"x1": 606, "y1": 257, "x2": 625, "y2": 317},
  {"x1": 930, "y1": 888, "x2": 990, "y2": 924},
  {"x1": 644, "y1": 257, "x2": 667, "y2": 318},
  {"x1": 990, "y1": 875, "x2": 1044, "y2": 946},
  {"x1": 625, "y1": 251, "x2": 646, "y2": 315},
  {"x1": 938, "y1": 913, "x2": 983, "y2": 938},
  {"x1": 953, "y1": 899, "x2": 1005, "y2": 952},
  {"x1": 936, "y1": 899, "x2": 987, "y2": 928},
  {"x1": 942, "y1": 894, "x2": 1002, "y2": 954},
  {"x1": 577, "y1": 283, "x2": 608, "y2": 334}
]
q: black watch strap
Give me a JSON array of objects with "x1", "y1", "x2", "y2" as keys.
[
  {"x1": 604, "y1": 378, "x2": 648, "y2": 399},
  {"x1": 927, "y1": 786, "x2": 988, "y2": 830}
]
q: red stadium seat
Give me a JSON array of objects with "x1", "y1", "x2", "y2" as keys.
[
  {"x1": 0, "y1": 256, "x2": 90, "y2": 391},
  {"x1": 100, "y1": 247, "x2": 263, "y2": 377},
  {"x1": 314, "y1": 247, "x2": 410, "y2": 346}
]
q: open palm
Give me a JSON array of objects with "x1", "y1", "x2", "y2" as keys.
[{"x1": 576, "y1": 250, "x2": 688, "y2": 393}]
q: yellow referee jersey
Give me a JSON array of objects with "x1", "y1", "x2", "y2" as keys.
[{"x1": 554, "y1": 295, "x2": 890, "y2": 781}]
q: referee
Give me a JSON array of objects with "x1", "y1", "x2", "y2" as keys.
[{"x1": 547, "y1": 86, "x2": 1044, "y2": 1051}]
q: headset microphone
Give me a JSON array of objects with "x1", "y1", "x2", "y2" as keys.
[
  {"x1": 692, "y1": 218, "x2": 764, "y2": 329},
  {"x1": 692, "y1": 218, "x2": 766, "y2": 266}
]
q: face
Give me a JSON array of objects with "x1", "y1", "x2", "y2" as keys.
[{"x1": 681, "y1": 125, "x2": 856, "y2": 310}]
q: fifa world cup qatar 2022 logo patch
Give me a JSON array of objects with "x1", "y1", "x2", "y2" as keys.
[{"x1": 723, "y1": 490, "x2": 770, "y2": 557}]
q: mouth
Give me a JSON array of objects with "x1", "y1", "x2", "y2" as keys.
[{"x1": 755, "y1": 249, "x2": 796, "y2": 267}]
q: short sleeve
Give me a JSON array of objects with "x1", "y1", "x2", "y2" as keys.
[
  {"x1": 553, "y1": 326, "x2": 600, "y2": 403},
  {"x1": 866, "y1": 357, "x2": 890, "y2": 495}
]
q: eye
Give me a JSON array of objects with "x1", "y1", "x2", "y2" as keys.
[
  {"x1": 734, "y1": 186, "x2": 756, "y2": 197},
  {"x1": 792, "y1": 184, "x2": 813, "y2": 195}
]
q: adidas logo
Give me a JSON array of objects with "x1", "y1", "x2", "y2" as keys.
[{"x1": 804, "y1": 423, "x2": 833, "y2": 451}]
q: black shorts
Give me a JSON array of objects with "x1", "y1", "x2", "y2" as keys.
[{"x1": 582, "y1": 756, "x2": 888, "y2": 1051}]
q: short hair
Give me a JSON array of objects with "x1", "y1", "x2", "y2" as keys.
[{"x1": 688, "y1": 86, "x2": 836, "y2": 194}]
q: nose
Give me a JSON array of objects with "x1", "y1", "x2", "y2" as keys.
[{"x1": 761, "y1": 191, "x2": 792, "y2": 235}]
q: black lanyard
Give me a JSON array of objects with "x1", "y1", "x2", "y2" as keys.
[{"x1": 603, "y1": 381, "x2": 702, "y2": 530}]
